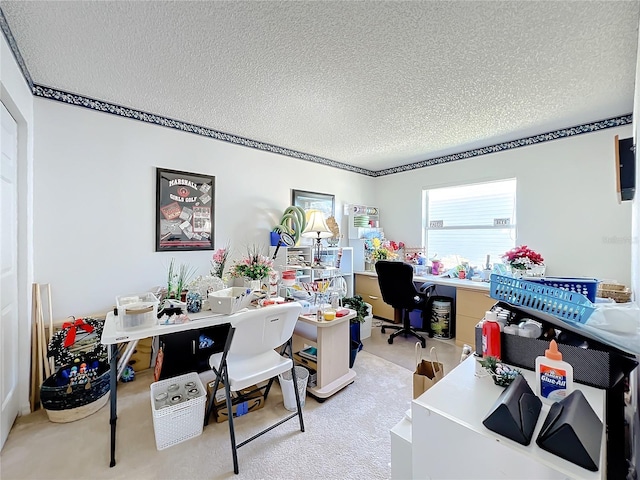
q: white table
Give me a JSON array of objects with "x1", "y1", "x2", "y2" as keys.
[
  {"x1": 101, "y1": 306, "x2": 356, "y2": 466},
  {"x1": 101, "y1": 309, "x2": 247, "y2": 467}
]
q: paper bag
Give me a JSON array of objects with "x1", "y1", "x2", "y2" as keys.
[{"x1": 413, "y1": 343, "x2": 444, "y2": 399}]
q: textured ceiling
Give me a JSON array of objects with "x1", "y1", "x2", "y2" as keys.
[{"x1": 1, "y1": 1, "x2": 639, "y2": 172}]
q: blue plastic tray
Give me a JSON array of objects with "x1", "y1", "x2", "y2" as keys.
[
  {"x1": 528, "y1": 277, "x2": 599, "y2": 302},
  {"x1": 490, "y1": 274, "x2": 595, "y2": 324}
]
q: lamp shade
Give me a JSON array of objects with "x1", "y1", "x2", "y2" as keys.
[{"x1": 302, "y1": 211, "x2": 333, "y2": 238}]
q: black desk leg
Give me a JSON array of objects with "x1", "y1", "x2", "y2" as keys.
[{"x1": 109, "y1": 343, "x2": 118, "y2": 467}]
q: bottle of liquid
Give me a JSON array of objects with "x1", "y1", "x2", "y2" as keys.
[
  {"x1": 481, "y1": 311, "x2": 501, "y2": 359},
  {"x1": 535, "y1": 340, "x2": 574, "y2": 404}
]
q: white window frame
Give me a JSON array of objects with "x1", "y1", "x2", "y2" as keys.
[{"x1": 422, "y1": 178, "x2": 517, "y2": 269}]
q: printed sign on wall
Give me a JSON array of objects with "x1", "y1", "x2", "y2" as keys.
[{"x1": 156, "y1": 168, "x2": 215, "y2": 251}]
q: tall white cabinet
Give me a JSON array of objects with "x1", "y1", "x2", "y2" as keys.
[{"x1": 345, "y1": 204, "x2": 383, "y2": 272}]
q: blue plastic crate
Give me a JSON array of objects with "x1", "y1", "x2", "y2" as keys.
[
  {"x1": 489, "y1": 274, "x2": 595, "y2": 324},
  {"x1": 529, "y1": 277, "x2": 599, "y2": 302}
]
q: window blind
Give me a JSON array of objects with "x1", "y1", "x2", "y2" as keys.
[{"x1": 424, "y1": 179, "x2": 516, "y2": 269}]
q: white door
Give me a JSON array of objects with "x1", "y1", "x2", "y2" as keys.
[{"x1": 1, "y1": 102, "x2": 19, "y2": 449}]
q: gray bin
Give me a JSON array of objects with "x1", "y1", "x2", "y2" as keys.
[{"x1": 278, "y1": 366, "x2": 309, "y2": 411}]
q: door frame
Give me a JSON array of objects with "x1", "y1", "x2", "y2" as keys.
[{"x1": 0, "y1": 93, "x2": 34, "y2": 419}]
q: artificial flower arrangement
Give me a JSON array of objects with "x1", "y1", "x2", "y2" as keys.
[
  {"x1": 502, "y1": 245, "x2": 544, "y2": 271},
  {"x1": 211, "y1": 242, "x2": 230, "y2": 278},
  {"x1": 366, "y1": 237, "x2": 403, "y2": 261},
  {"x1": 229, "y1": 245, "x2": 274, "y2": 280}
]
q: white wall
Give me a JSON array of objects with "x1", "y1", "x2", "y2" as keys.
[
  {"x1": 1, "y1": 32, "x2": 34, "y2": 415},
  {"x1": 33, "y1": 98, "x2": 376, "y2": 317},
  {"x1": 376, "y1": 126, "x2": 634, "y2": 285}
]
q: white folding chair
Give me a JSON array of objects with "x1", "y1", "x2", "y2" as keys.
[{"x1": 205, "y1": 302, "x2": 304, "y2": 474}]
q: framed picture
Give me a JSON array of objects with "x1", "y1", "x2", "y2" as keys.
[
  {"x1": 156, "y1": 168, "x2": 215, "y2": 251},
  {"x1": 291, "y1": 189, "x2": 335, "y2": 219}
]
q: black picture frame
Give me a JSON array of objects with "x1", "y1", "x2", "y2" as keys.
[
  {"x1": 291, "y1": 189, "x2": 335, "y2": 219},
  {"x1": 156, "y1": 168, "x2": 215, "y2": 252}
]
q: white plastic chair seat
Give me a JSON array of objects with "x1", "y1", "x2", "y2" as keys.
[{"x1": 210, "y1": 350, "x2": 293, "y2": 392}]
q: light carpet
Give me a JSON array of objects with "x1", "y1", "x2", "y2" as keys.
[{"x1": 1, "y1": 350, "x2": 413, "y2": 480}]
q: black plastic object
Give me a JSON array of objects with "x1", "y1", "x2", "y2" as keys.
[
  {"x1": 536, "y1": 389, "x2": 603, "y2": 471},
  {"x1": 482, "y1": 374, "x2": 542, "y2": 446}
]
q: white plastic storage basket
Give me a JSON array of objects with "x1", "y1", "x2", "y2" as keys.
[
  {"x1": 116, "y1": 292, "x2": 159, "y2": 330},
  {"x1": 208, "y1": 287, "x2": 254, "y2": 314},
  {"x1": 150, "y1": 372, "x2": 206, "y2": 450}
]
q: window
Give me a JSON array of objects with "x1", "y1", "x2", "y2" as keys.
[{"x1": 423, "y1": 179, "x2": 516, "y2": 270}]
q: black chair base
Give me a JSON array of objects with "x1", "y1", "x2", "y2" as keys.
[{"x1": 381, "y1": 323, "x2": 427, "y2": 347}]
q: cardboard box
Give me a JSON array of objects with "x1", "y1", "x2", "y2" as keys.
[{"x1": 207, "y1": 382, "x2": 265, "y2": 423}]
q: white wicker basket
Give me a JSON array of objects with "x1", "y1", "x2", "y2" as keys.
[{"x1": 150, "y1": 372, "x2": 206, "y2": 450}]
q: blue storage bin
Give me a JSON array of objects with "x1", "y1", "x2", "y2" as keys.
[
  {"x1": 529, "y1": 277, "x2": 599, "y2": 302},
  {"x1": 490, "y1": 274, "x2": 594, "y2": 324},
  {"x1": 409, "y1": 309, "x2": 423, "y2": 329}
]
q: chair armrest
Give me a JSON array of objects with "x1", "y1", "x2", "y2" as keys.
[{"x1": 418, "y1": 282, "x2": 435, "y2": 295}]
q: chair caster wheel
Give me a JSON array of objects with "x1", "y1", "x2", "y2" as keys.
[
  {"x1": 421, "y1": 340, "x2": 426, "y2": 348},
  {"x1": 388, "y1": 338, "x2": 393, "y2": 344},
  {"x1": 381, "y1": 327, "x2": 386, "y2": 333}
]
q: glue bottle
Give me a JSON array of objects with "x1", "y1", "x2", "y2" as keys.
[
  {"x1": 535, "y1": 340, "x2": 573, "y2": 404},
  {"x1": 481, "y1": 311, "x2": 501, "y2": 359}
]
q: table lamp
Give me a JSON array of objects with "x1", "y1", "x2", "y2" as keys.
[{"x1": 302, "y1": 210, "x2": 333, "y2": 267}]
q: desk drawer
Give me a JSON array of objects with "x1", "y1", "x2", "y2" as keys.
[
  {"x1": 355, "y1": 274, "x2": 396, "y2": 321},
  {"x1": 456, "y1": 288, "x2": 495, "y2": 318},
  {"x1": 354, "y1": 274, "x2": 382, "y2": 296},
  {"x1": 362, "y1": 295, "x2": 395, "y2": 321}
]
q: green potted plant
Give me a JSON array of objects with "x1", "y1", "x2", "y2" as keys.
[
  {"x1": 341, "y1": 295, "x2": 369, "y2": 324},
  {"x1": 166, "y1": 258, "x2": 197, "y2": 301}
]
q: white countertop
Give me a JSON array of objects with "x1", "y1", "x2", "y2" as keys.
[
  {"x1": 355, "y1": 270, "x2": 491, "y2": 292},
  {"x1": 413, "y1": 355, "x2": 606, "y2": 479},
  {"x1": 101, "y1": 306, "x2": 356, "y2": 344}
]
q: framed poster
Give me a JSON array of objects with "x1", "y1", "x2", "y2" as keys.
[
  {"x1": 156, "y1": 168, "x2": 215, "y2": 251},
  {"x1": 291, "y1": 189, "x2": 335, "y2": 219}
]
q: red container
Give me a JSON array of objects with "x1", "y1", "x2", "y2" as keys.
[
  {"x1": 281, "y1": 270, "x2": 296, "y2": 280},
  {"x1": 482, "y1": 312, "x2": 501, "y2": 359}
]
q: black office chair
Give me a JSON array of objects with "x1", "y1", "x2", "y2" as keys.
[{"x1": 375, "y1": 260, "x2": 435, "y2": 348}]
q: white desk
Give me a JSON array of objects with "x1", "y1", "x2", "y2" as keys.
[
  {"x1": 101, "y1": 309, "x2": 249, "y2": 467},
  {"x1": 356, "y1": 271, "x2": 495, "y2": 346},
  {"x1": 397, "y1": 356, "x2": 606, "y2": 479},
  {"x1": 355, "y1": 270, "x2": 491, "y2": 292},
  {"x1": 102, "y1": 307, "x2": 355, "y2": 467}
]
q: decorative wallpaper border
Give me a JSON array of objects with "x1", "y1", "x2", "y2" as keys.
[
  {"x1": 2, "y1": 7, "x2": 633, "y2": 177},
  {"x1": 0, "y1": 7, "x2": 34, "y2": 92},
  {"x1": 34, "y1": 84, "x2": 632, "y2": 178},
  {"x1": 32, "y1": 85, "x2": 375, "y2": 176},
  {"x1": 373, "y1": 114, "x2": 633, "y2": 177}
]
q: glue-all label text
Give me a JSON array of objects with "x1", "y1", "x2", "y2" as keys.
[{"x1": 539, "y1": 364, "x2": 568, "y2": 400}]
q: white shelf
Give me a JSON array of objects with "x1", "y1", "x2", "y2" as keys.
[
  {"x1": 270, "y1": 245, "x2": 353, "y2": 297},
  {"x1": 346, "y1": 204, "x2": 381, "y2": 240}
]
